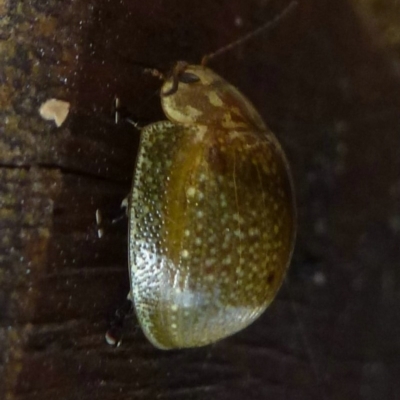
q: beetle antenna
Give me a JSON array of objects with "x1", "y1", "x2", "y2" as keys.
[{"x1": 201, "y1": 1, "x2": 298, "y2": 66}]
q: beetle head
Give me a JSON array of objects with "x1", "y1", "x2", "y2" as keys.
[{"x1": 160, "y1": 63, "x2": 266, "y2": 131}]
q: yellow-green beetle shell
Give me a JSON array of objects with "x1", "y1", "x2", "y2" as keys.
[{"x1": 128, "y1": 64, "x2": 296, "y2": 349}]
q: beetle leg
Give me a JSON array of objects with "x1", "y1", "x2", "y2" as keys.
[
  {"x1": 105, "y1": 296, "x2": 134, "y2": 347},
  {"x1": 110, "y1": 195, "x2": 130, "y2": 224},
  {"x1": 113, "y1": 96, "x2": 143, "y2": 129},
  {"x1": 95, "y1": 199, "x2": 129, "y2": 237},
  {"x1": 120, "y1": 195, "x2": 130, "y2": 216}
]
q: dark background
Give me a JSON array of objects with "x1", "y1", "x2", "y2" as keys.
[{"x1": 1, "y1": 0, "x2": 399, "y2": 399}]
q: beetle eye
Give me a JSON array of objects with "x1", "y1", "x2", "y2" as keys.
[
  {"x1": 179, "y1": 72, "x2": 200, "y2": 84},
  {"x1": 162, "y1": 71, "x2": 200, "y2": 97}
]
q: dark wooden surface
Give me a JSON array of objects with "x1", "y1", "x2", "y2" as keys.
[{"x1": 1, "y1": 0, "x2": 399, "y2": 399}]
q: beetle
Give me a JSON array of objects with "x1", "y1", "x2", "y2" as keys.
[{"x1": 110, "y1": 1, "x2": 297, "y2": 350}]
